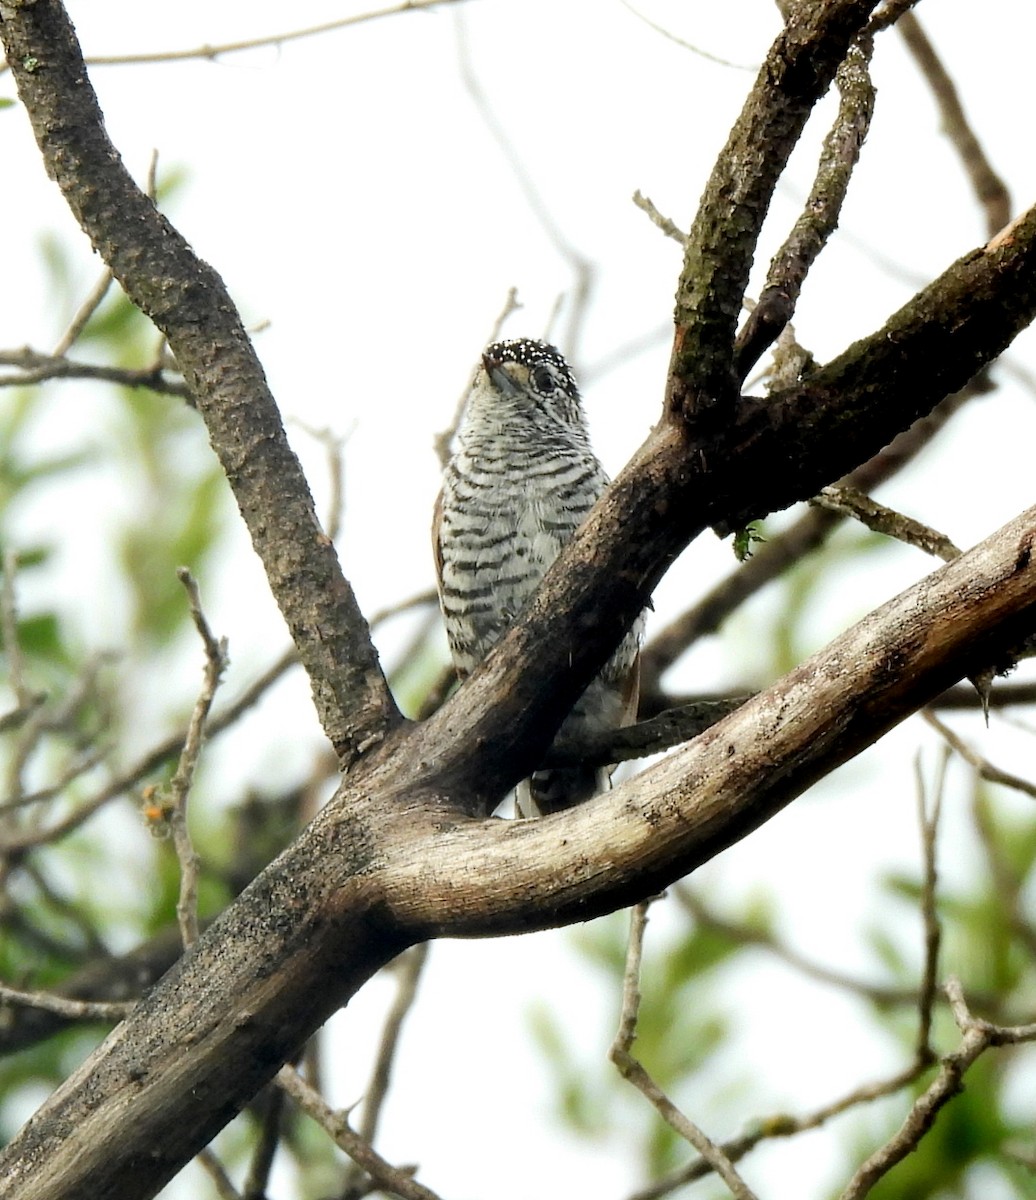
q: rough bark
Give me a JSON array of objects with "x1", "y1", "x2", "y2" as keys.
[
  {"x1": 0, "y1": 0, "x2": 400, "y2": 765},
  {"x1": 4, "y1": 503, "x2": 1036, "y2": 1200},
  {"x1": 3, "y1": 1, "x2": 1036, "y2": 1197}
]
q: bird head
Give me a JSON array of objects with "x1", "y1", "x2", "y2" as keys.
[{"x1": 479, "y1": 338, "x2": 585, "y2": 429}]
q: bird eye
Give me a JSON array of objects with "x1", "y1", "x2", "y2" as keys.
[{"x1": 530, "y1": 365, "x2": 558, "y2": 394}]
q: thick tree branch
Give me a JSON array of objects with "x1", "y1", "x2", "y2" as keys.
[
  {"x1": 5, "y1": 2, "x2": 1036, "y2": 1196},
  {"x1": 5, "y1": 499, "x2": 1036, "y2": 1200},
  {"x1": 668, "y1": 0, "x2": 881, "y2": 413},
  {"x1": 410, "y1": 198, "x2": 1036, "y2": 817},
  {"x1": 734, "y1": 34, "x2": 876, "y2": 381},
  {"x1": 0, "y1": 0, "x2": 400, "y2": 764},
  {"x1": 640, "y1": 378, "x2": 988, "y2": 695}
]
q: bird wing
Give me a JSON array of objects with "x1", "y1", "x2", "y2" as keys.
[
  {"x1": 619, "y1": 651, "x2": 641, "y2": 728},
  {"x1": 431, "y1": 485, "x2": 445, "y2": 591}
]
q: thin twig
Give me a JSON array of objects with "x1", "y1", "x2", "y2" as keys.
[
  {"x1": 455, "y1": 5, "x2": 593, "y2": 363},
  {"x1": 839, "y1": 979, "x2": 1036, "y2": 1199},
  {"x1": 166, "y1": 569, "x2": 228, "y2": 948},
  {"x1": 0, "y1": 348, "x2": 189, "y2": 396},
  {"x1": 368, "y1": 589, "x2": 439, "y2": 631},
  {"x1": 291, "y1": 420, "x2": 354, "y2": 544},
  {"x1": 638, "y1": 760, "x2": 950, "y2": 1200},
  {"x1": 913, "y1": 748, "x2": 946, "y2": 1060},
  {"x1": 51, "y1": 151, "x2": 162, "y2": 358},
  {"x1": 0, "y1": 551, "x2": 35, "y2": 711},
  {"x1": 814, "y1": 485, "x2": 961, "y2": 561},
  {"x1": 865, "y1": 0, "x2": 922, "y2": 37},
  {"x1": 627, "y1": 1060, "x2": 928, "y2": 1200},
  {"x1": 0, "y1": 746, "x2": 107, "y2": 813},
  {"x1": 0, "y1": 1, "x2": 467, "y2": 76},
  {"x1": 734, "y1": 35, "x2": 876, "y2": 381},
  {"x1": 0, "y1": 648, "x2": 295, "y2": 855},
  {"x1": 340, "y1": 945, "x2": 432, "y2": 1194},
  {"x1": 196, "y1": 1147, "x2": 242, "y2": 1200},
  {"x1": 242, "y1": 1085, "x2": 286, "y2": 1200},
  {"x1": 632, "y1": 190, "x2": 688, "y2": 246},
  {"x1": 619, "y1": 2, "x2": 756, "y2": 71},
  {"x1": 277, "y1": 1065, "x2": 444, "y2": 1200},
  {"x1": 898, "y1": 13, "x2": 1010, "y2": 237},
  {"x1": 51, "y1": 275, "x2": 113, "y2": 358},
  {"x1": 0, "y1": 981, "x2": 134, "y2": 1022},
  {"x1": 358, "y1": 944, "x2": 431, "y2": 1145},
  {"x1": 675, "y1": 886, "x2": 930, "y2": 1008},
  {"x1": 923, "y1": 710, "x2": 1036, "y2": 801},
  {"x1": 610, "y1": 901, "x2": 760, "y2": 1200},
  {"x1": 434, "y1": 287, "x2": 521, "y2": 467},
  {"x1": 969, "y1": 780, "x2": 1036, "y2": 960}
]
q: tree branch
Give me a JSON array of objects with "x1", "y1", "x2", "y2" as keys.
[
  {"x1": 0, "y1": 0, "x2": 400, "y2": 765},
  {"x1": 898, "y1": 12, "x2": 1011, "y2": 237},
  {"x1": 5, "y1": 3, "x2": 1036, "y2": 1196},
  {"x1": 668, "y1": 0, "x2": 881, "y2": 414}
]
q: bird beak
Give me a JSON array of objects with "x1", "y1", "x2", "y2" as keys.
[{"x1": 482, "y1": 353, "x2": 521, "y2": 396}]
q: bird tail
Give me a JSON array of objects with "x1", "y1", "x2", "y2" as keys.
[{"x1": 516, "y1": 766, "x2": 612, "y2": 819}]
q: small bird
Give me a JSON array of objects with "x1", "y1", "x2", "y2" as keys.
[{"x1": 433, "y1": 337, "x2": 642, "y2": 817}]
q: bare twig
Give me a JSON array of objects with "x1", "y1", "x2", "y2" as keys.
[
  {"x1": 277, "y1": 1065, "x2": 443, "y2": 1200},
  {"x1": 935, "y1": 680, "x2": 1036, "y2": 711},
  {"x1": 638, "y1": 754, "x2": 949, "y2": 1200},
  {"x1": 813, "y1": 485, "x2": 961, "y2": 561},
  {"x1": 339, "y1": 945, "x2": 431, "y2": 1195},
  {"x1": 923, "y1": 710, "x2": 1036, "y2": 801},
  {"x1": 610, "y1": 901, "x2": 760, "y2": 1200},
  {"x1": 0, "y1": 348, "x2": 188, "y2": 396},
  {"x1": 898, "y1": 13, "x2": 1010, "y2": 237},
  {"x1": 0, "y1": 981, "x2": 134, "y2": 1022},
  {"x1": 434, "y1": 287, "x2": 521, "y2": 467},
  {"x1": 627, "y1": 1061, "x2": 927, "y2": 1200},
  {"x1": 675, "y1": 886, "x2": 932, "y2": 1009},
  {"x1": 0, "y1": 0, "x2": 467, "y2": 76},
  {"x1": 0, "y1": 551, "x2": 37, "y2": 713},
  {"x1": 839, "y1": 979, "x2": 1036, "y2": 1199},
  {"x1": 0, "y1": 647, "x2": 295, "y2": 855},
  {"x1": 50, "y1": 153, "x2": 162, "y2": 357},
  {"x1": 619, "y1": 2, "x2": 756, "y2": 71},
  {"x1": 0, "y1": 746, "x2": 107, "y2": 814},
  {"x1": 734, "y1": 35, "x2": 876, "y2": 381},
  {"x1": 865, "y1": 0, "x2": 922, "y2": 36},
  {"x1": 632, "y1": 190, "x2": 688, "y2": 246},
  {"x1": 196, "y1": 1148, "x2": 242, "y2": 1200},
  {"x1": 165, "y1": 569, "x2": 228, "y2": 948},
  {"x1": 455, "y1": 6, "x2": 593, "y2": 364},
  {"x1": 546, "y1": 697, "x2": 747, "y2": 767},
  {"x1": 913, "y1": 749, "x2": 945, "y2": 1060},
  {"x1": 369, "y1": 590, "x2": 439, "y2": 630},
  {"x1": 291, "y1": 421, "x2": 353, "y2": 544},
  {"x1": 358, "y1": 944, "x2": 430, "y2": 1146},
  {"x1": 242, "y1": 1086, "x2": 286, "y2": 1200},
  {"x1": 51, "y1": 273, "x2": 115, "y2": 357},
  {"x1": 969, "y1": 779, "x2": 1036, "y2": 960}
]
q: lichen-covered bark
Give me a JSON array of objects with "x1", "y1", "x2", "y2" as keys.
[{"x1": 668, "y1": 0, "x2": 882, "y2": 413}]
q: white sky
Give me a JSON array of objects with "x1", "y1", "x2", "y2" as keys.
[{"x1": 4, "y1": 2, "x2": 1036, "y2": 1198}]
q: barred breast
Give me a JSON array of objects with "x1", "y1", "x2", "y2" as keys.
[{"x1": 434, "y1": 338, "x2": 643, "y2": 817}]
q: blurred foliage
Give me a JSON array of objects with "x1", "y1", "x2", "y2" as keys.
[
  {"x1": 3, "y1": 179, "x2": 1036, "y2": 1200},
  {"x1": 0, "y1": 214, "x2": 239, "y2": 1141},
  {"x1": 536, "y1": 764, "x2": 1036, "y2": 1198},
  {"x1": 528, "y1": 515, "x2": 1036, "y2": 1199}
]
